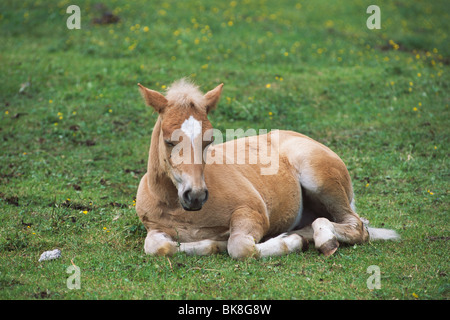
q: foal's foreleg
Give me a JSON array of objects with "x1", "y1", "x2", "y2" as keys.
[
  {"x1": 144, "y1": 230, "x2": 227, "y2": 256},
  {"x1": 179, "y1": 239, "x2": 228, "y2": 255},
  {"x1": 228, "y1": 231, "x2": 305, "y2": 259},
  {"x1": 144, "y1": 230, "x2": 178, "y2": 256},
  {"x1": 227, "y1": 207, "x2": 305, "y2": 259}
]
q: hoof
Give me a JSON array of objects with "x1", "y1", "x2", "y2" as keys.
[{"x1": 319, "y1": 237, "x2": 339, "y2": 256}]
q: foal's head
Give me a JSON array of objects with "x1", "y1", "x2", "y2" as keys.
[{"x1": 138, "y1": 79, "x2": 223, "y2": 211}]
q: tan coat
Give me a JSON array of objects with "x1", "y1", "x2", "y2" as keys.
[{"x1": 136, "y1": 80, "x2": 399, "y2": 259}]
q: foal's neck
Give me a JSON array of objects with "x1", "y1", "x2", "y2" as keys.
[{"x1": 147, "y1": 117, "x2": 178, "y2": 204}]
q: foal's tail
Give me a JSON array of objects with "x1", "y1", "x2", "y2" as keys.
[
  {"x1": 367, "y1": 227, "x2": 401, "y2": 241},
  {"x1": 360, "y1": 217, "x2": 400, "y2": 241}
]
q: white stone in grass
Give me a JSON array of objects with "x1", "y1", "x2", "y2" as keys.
[{"x1": 38, "y1": 249, "x2": 61, "y2": 262}]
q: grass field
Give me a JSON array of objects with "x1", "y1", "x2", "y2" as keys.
[{"x1": 0, "y1": 0, "x2": 448, "y2": 300}]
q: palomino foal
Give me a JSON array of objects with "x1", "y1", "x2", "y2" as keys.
[{"x1": 135, "y1": 79, "x2": 399, "y2": 259}]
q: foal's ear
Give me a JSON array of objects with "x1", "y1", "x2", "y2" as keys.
[
  {"x1": 204, "y1": 83, "x2": 224, "y2": 113},
  {"x1": 138, "y1": 83, "x2": 168, "y2": 113}
]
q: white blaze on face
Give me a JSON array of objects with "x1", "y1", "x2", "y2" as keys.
[
  {"x1": 180, "y1": 116, "x2": 202, "y2": 163},
  {"x1": 181, "y1": 116, "x2": 202, "y2": 144},
  {"x1": 174, "y1": 116, "x2": 205, "y2": 208}
]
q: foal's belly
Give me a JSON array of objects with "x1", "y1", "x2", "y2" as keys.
[
  {"x1": 260, "y1": 159, "x2": 303, "y2": 238},
  {"x1": 205, "y1": 135, "x2": 303, "y2": 239}
]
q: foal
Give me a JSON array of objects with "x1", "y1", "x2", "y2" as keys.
[{"x1": 135, "y1": 79, "x2": 399, "y2": 259}]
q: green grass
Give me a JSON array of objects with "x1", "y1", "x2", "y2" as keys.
[{"x1": 0, "y1": 0, "x2": 448, "y2": 300}]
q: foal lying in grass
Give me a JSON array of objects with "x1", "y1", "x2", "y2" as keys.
[{"x1": 135, "y1": 79, "x2": 399, "y2": 259}]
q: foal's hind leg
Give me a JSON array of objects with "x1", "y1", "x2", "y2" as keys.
[
  {"x1": 309, "y1": 186, "x2": 369, "y2": 256},
  {"x1": 296, "y1": 165, "x2": 369, "y2": 256},
  {"x1": 291, "y1": 198, "x2": 368, "y2": 256}
]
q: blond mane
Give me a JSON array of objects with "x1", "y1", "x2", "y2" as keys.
[{"x1": 165, "y1": 78, "x2": 206, "y2": 109}]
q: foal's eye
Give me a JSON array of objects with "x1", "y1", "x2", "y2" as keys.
[
  {"x1": 204, "y1": 136, "x2": 215, "y2": 147},
  {"x1": 164, "y1": 140, "x2": 175, "y2": 147}
]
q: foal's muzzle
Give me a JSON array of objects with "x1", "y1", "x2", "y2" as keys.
[{"x1": 181, "y1": 188, "x2": 209, "y2": 211}]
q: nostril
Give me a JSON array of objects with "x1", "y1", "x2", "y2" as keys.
[
  {"x1": 203, "y1": 189, "x2": 209, "y2": 203},
  {"x1": 183, "y1": 189, "x2": 192, "y2": 203}
]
